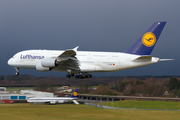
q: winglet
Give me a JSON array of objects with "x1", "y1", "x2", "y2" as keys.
[
  {"x1": 125, "y1": 22, "x2": 166, "y2": 55},
  {"x1": 59, "y1": 46, "x2": 79, "y2": 57},
  {"x1": 73, "y1": 46, "x2": 79, "y2": 52}
]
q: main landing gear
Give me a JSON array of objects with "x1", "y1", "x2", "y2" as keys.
[
  {"x1": 75, "y1": 73, "x2": 92, "y2": 79},
  {"x1": 66, "y1": 73, "x2": 92, "y2": 79},
  {"x1": 66, "y1": 73, "x2": 74, "y2": 78},
  {"x1": 15, "y1": 67, "x2": 19, "y2": 75}
]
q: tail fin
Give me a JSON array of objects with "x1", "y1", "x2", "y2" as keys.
[
  {"x1": 125, "y1": 22, "x2": 166, "y2": 55},
  {"x1": 70, "y1": 88, "x2": 79, "y2": 98}
]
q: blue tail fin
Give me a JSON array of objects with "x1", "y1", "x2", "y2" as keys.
[
  {"x1": 125, "y1": 22, "x2": 166, "y2": 55},
  {"x1": 70, "y1": 89, "x2": 79, "y2": 98}
]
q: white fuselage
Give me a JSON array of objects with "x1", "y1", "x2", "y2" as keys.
[
  {"x1": 27, "y1": 97, "x2": 78, "y2": 104},
  {"x1": 8, "y1": 50, "x2": 160, "y2": 73}
]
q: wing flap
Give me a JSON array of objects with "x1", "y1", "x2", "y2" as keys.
[
  {"x1": 55, "y1": 46, "x2": 80, "y2": 71},
  {"x1": 59, "y1": 58, "x2": 80, "y2": 71}
]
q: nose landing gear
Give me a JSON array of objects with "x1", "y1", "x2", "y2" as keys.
[{"x1": 15, "y1": 67, "x2": 19, "y2": 75}]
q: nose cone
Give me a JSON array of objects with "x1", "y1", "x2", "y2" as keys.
[{"x1": 8, "y1": 58, "x2": 13, "y2": 66}]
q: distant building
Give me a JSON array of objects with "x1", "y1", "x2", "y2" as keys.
[
  {"x1": 0, "y1": 90, "x2": 54, "y2": 100},
  {"x1": 20, "y1": 90, "x2": 54, "y2": 98},
  {"x1": 0, "y1": 94, "x2": 27, "y2": 100}
]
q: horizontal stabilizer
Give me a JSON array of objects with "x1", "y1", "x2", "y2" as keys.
[
  {"x1": 133, "y1": 55, "x2": 152, "y2": 62},
  {"x1": 72, "y1": 100, "x2": 79, "y2": 105}
]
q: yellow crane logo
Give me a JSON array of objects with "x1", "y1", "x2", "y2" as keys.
[{"x1": 142, "y1": 32, "x2": 156, "y2": 47}]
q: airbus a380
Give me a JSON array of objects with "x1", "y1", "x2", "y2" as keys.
[{"x1": 8, "y1": 22, "x2": 172, "y2": 78}]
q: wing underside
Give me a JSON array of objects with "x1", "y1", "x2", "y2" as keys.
[
  {"x1": 58, "y1": 57, "x2": 80, "y2": 71},
  {"x1": 53, "y1": 46, "x2": 80, "y2": 72}
]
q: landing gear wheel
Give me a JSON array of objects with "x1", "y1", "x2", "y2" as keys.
[
  {"x1": 75, "y1": 75, "x2": 79, "y2": 78},
  {"x1": 82, "y1": 74, "x2": 86, "y2": 78},
  {"x1": 15, "y1": 67, "x2": 19, "y2": 75},
  {"x1": 16, "y1": 72, "x2": 19, "y2": 75},
  {"x1": 66, "y1": 74, "x2": 71, "y2": 78},
  {"x1": 66, "y1": 73, "x2": 75, "y2": 78},
  {"x1": 71, "y1": 73, "x2": 74, "y2": 77},
  {"x1": 74, "y1": 73, "x2": 92, "y2": 79},
  {"x1": 88, "y1": 74, "x2": 92, "y2": 78}
]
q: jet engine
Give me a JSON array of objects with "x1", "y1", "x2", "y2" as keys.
[
  {"x1": 41, "y1": 58, "x2": 59, "y2": 67},
  {"x1": 36, "y1": 62, "x2": 50, "y2": 71}
]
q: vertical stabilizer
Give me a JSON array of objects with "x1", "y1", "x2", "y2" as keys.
[
  {"x1": 70, "y1": 88, "x2": 79, "y2": 98},
  {"x1": 125, "y1": 22, "x2": 166, "y2": 55}
]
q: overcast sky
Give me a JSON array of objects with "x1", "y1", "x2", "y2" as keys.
[{"x1": 1, "y1": 0, "x2": 180, "y2": 77}]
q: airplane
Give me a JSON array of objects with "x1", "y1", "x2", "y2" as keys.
[
  {"x1": 27, "y1": 88, "x2": 79, "y2": 105},
  {"x1": 8, "y1": 21, "x2": 173, "y2": 78}
]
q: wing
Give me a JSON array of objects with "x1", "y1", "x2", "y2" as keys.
[
  {"x1": 55, "y1": 46, "x2": 80, "y2": 71},
  {"x1": 58, "y1": 46, "x2": 79, "y2": 57}
]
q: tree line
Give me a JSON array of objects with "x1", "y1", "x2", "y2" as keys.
[
  {"x1": 0, "y1": 75, "x2": 180, "y2": 97},
  {"x1": 77, "y1": 77, "x2": 180, "y2": 97}
]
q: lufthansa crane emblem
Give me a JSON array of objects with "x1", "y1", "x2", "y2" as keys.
[{"x1": 142, "y1": 32, "x2": 156, "y2": 47}]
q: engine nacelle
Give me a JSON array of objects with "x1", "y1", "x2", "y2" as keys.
[
  {"x1": 36, "y1": 62, "x2": 50, "y2": 71},
  {"x1": 41, "y1": 57, "x2": 58, "y2": 67}
]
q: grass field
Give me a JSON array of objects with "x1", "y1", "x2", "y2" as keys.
[
  {"x1": 101, "y1": 100, "x2": 180, "y2": 110},
  {"x1": 0, "y1": 103, "x2": 180, "y2": 120},
  {"x1": 6, "y1": 87, "x2": 35, "y2": 90}
]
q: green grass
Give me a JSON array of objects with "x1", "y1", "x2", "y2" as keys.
[
  {"x1": 0, "y1": 103, "x2": 180, "y2": 120},
  {"x1": 101, "y1": 100, "x2": 180, "y2": 110},
  {"x1": 6, "y1": 87, "x2": 35, "y2": 90}
]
